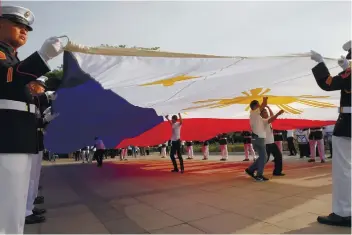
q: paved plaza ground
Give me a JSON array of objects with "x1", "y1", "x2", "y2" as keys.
[{"x1": 25, "y1": 153, "x2": 351, "y2": 234}]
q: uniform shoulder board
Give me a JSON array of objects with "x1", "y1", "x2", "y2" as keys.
[{"x1": 0, "y1": 50, "x2": 6, "y2": 60}]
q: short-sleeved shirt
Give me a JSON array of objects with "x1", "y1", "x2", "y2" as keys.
[
  {"x1": 264, "y1": 123, "x2": 274, "y2": 144},
  {"x1": 287, "y1": 130, "x2": 294, "y2": 138},
  {"x1": 250, "y1": 108, "x2": 268, "y2": 138},
  {"x1": 171, "y1": 122, "x2": 181, "y2": 141}
]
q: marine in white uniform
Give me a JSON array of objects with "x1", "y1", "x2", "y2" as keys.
[
  {"x1": 0, "y1": 5, "x2": 64, "y2": 233},
  {"x1": 310, "y1": 41, "x2": 351, "y2": 227},
  {"x1": 25, "y1": 76, "x2": 58, "y2": 224}
]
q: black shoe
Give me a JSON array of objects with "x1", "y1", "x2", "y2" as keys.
[
  {"x1": 34, "y1": 196, "x2": 44, "y2": 205},
  {"x1": 273, "y1": 173, "x2": 285, "y2": 176},
  {"x1": 181, "y1": 169, "x2": 184, "y2": 174},
  {"x1": 308, "y1": 159, "x2": 315, "y2": 163},
  {"x1": 25, "y1": 214, "x2": 46, "y2": 224},
  {"x1": 254, "y1": 177, "x2": 264, "y2": 182},
  {"x1": 245, "y1": 168, "x2": 256, "y2": 179},
  {"x1": 254, "y1": 176, "x2": 268, "y2": 182},
  {"x1": 317, "y1": 213, "x2": 351, "y2": 227},
  {"x1": 261, "y1": 175, "x2": 269, "y2": 181},
  {"x1": 321, "y1": 159, "x2": 325, "y2": 163},
  {"x1": 32, "y1": 207, "x2": 46, "y2": 215},
  {"x1": 243, "y1": 159, "x2": 249, "y2": 161},
  {"x1": 171, "y1": 169, "x2": 179, "y2": 172}
]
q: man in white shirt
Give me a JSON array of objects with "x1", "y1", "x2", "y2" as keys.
[
  {"x1": 245, "y1": 97, "x2": 284, "y2": 181},
  {"x1": 165, "y1": 113, "x2": 184, "y2": 173},
  {"x1": 286, "y1": 130, "x2": 297, "y2": 156},
  {"x1": 261, "y1": 106, "x2": 285, "y2": 176}
]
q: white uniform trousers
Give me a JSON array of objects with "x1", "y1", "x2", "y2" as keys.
[
  {"x1": 309, "y1": 139, "x2": 325, "y2": 160},
  {"x1": 187, "y1": 146, "x2": 194, "y2": 158},
  {"x1": 81, "y1": 150, "x2": 89, "y2": 163},
  {"x1": 0, "y1": 154, "x2": 33, "y2": 234},
  {"x1": 161, "y1": 147, "x2": 166, "y2": 158},
  {"x1": 220, "y1": 144, "x2": 228, "y2": 159},
  {"x1": 244, "y1": 143, "x2": 256, "y2": 160},
  {"x1": 88, "y1": 151, "x2": 94, "y2": 163},
  {"x1": 332, "y1": 136, "x2": 351, "y2": 217},
  {"x1": 33, "y1": 151, "x2": 43, "y2": 200},
  {"x1": 202, "y1": 146, "x2": 209, "y2": 159}
]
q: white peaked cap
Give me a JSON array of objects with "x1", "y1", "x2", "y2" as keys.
[
  {"x1": 0, "y1": 6, "x2": 35, "y2": 31},
  {"x1": 37, "y1": 76, "x2": 48, "y2": 83},
  {"x1": 342, "y1": 40, "x2": 351, "y2": 51}
]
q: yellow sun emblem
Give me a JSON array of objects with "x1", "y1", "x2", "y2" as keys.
[
  {"x1": 140, "y1": 74, "x2": 200, "y2": 87},
  {"x1": 182, "y1": 88, "x2": 336, "y2": 114}
]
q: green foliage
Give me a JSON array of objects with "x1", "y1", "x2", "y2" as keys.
[{"x1": 45, "y1": 67, "x2": 63, "y2": 80}]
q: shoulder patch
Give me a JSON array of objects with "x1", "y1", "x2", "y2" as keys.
[
  {"x1": 0, "y1": 51, "x2": 6, "y2": 60},
  {"x1": 341, "y1": 68, "x2": 351, "y2": 79}
]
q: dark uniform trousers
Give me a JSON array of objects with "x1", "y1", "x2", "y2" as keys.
[
  {"x1": 266, "y1": 143, "x2": 283, "y2": 175},
  {"x1": 94, "y1": 149, "x2": 105, "y2": 167},
  {"x1": 312, "y1": 62, "x2": 351, "y2": 224},
  {"x1": 0, "y1": 41, "x2": 50, "y2": 234},
  {"x1": 26, "y1": 94, "x2": 51, "y2": 218},
  {"x1": 170, "y1": 139, "x2": 184, "y2": 171},
  {"x1": 287, "y1": 137, "x2": 297, "y2": 155}
]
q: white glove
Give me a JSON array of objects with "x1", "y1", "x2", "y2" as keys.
[
  {"x1": 310, "y1": 50, "x2": 324, "y2": 63},
  {"x1": 338, "y1": 56, "x2": 349, "y2": 71},
  {"x1": 38, "y1": 37, "x2": 64, "y2": 62},
  {"x1": 44, "y1": 112, "x2": 60, "y2": 123},
  {"x1": 45, "y1": 91, "x2": 57, "y2": 100},
  {"x1": 43, "y1": 107, "x2": 51, "y2": 116}
]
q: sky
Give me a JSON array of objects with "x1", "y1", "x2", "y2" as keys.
[{"x1": 2, "y1": 1, "x2": 351, "y2": 70}]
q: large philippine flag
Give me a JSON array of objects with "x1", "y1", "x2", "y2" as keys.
[{"x1": 44, "y1": 43, "x2": 339, "y2": 153}]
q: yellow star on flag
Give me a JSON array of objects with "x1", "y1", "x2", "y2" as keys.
[{"x1": 140, "y1": 74, "x2": 200, "y2": 87}]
